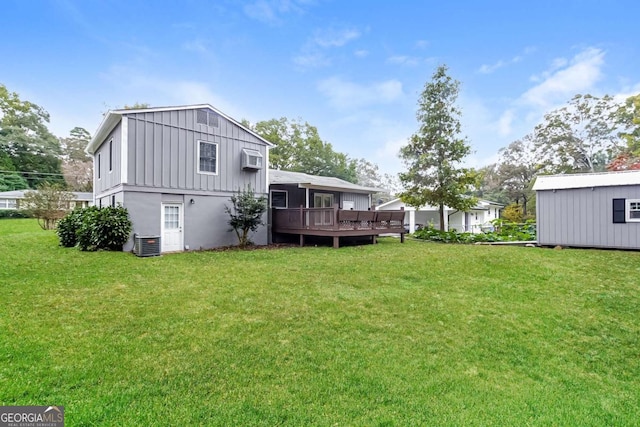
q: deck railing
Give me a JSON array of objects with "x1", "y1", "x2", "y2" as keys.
[{"x1": 272, "y1": 205, "x2": 405, "y2": 232}]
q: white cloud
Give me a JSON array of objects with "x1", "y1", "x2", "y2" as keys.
[
  {"x1": 478, "y1": 47, "x2": 536, "y2": 74},
  {"x1": 386, "y1": 55, "x2": 421, "y2": 66},
  {"x1": 317, "y1": 77, "x2": 404, "y2": 110},
  {"x1": 497, "y1": 109, "x2": 514, "y2": 136},
  {"x1": 354, "y1": 49, "x2": 369, "y2": 58},
  {"x1": 415, "y1": 40, "x2": 429, "y2": 49},
  {"x1": 520, "y1": 47, "x2": 605, "y2": 108},
  {"x1": 293, "y1": 52, "x2": 330, "y2": 68},
  {"x1": 313, "y1": 27, "x2": 360, "y2": 48},
  {"x1": 243, "y1": 0, "x2": 310, "y2": 25}
]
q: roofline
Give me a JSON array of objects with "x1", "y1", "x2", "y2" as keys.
[
  {"x1": 296, "y1": 183, "x2": 382, "y2": 194},
  {"x1": 86, "y1": 104, "x2": 274, "y2": 155},
  {"x1": 532, "y1": 170, "x2": 640, "y2": 191}
]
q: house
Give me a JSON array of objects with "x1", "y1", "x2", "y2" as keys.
[
  {"x1": 269, "y1": 169, "x2": 406, "y2": 248},
  {"x1": 376, "y1": 198, "x2": 503, "y2": 233},
  {"x1": 86, "y1": 104, "x2": 273, "y2": 253},
  {"x1": 533, "y1": 170, "x2": 640, "y2": 249},
  {"x1": 0, "y1": 190, "x2": 93, "y2": 210}
]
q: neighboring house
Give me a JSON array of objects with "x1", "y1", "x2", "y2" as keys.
[
  {"x1": 0, "y1": 190, "x2": 93, "y2": 210},
  {"x1": 86, "y1": 104, "x2": 273, "y2": 253},
  {"x1": 376, "y1": 198, "x2": 503, "y2": 233},
  {"x1": 269, "y1": 169, "x2": 405, "y2": 248},
  {"x1": 533, "y1": 170, "x2": 640, "y2": 249}
]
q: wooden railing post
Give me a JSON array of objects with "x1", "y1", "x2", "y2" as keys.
[{"x1": 333, "y1": 204, "x2": 339, "y2": 230}]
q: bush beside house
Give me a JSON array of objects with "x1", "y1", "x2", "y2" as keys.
[{"x1": 57, "y1": 206, "x2": 132, "y2": 251}]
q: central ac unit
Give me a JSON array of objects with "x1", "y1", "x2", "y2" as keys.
[{"x1": 133, "y1": 234, "x2": 161, "y2": 257}]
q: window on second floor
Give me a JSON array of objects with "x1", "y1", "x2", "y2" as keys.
[
  {"x1": 97, "y1": 153, "x2": 101, "y2": 179},
  {"x1": 109, "y1": 139, "x2": 113, "y2": 172},
  {"x1": 197, "y1": 141, "x2": 218, "y2": 175}
]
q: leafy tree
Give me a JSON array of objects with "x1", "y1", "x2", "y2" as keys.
[
  {"x1": 0, "y1": 150, "x2": 28, "y2": 191},
  {"x1": 354, "y1": 158, "x2": 398, "y2": 204},
  {"x1": 533, "y1": 94, "x2": 620, "y2": 173},
  {"x1": 0, "y1": 83, "x2": 64, "y2": 188},
  {"x1": 495, "y1": 136, "x2": 541, "y2": 216},
  {"x1": 21, "y1": 182, "x2": 75, "y2": 230},
  {"x1": 251, "y1": 117, "x2": 357, "y2": 182},
  {"x1": 399, "y1": 65, "x2": 478, "y2": 231},
  {"x1": 501, "y1": 203, "x2": 524, "y2": 223},
  {"x1": 123, "y1": 103, "x2": 151, "y2": 109},
  {"x1": 225, "y1": 186, "x2": 268, "y2": 248},
  {"x1": 608, "y1": 94, "x2": 640, "y2": 170},
  {"x1": 60, "y1": 127, "x2": 93, "y2": 191},
  {"x1": 474, "y1": 164, "x2": 509, "y2": 205}
]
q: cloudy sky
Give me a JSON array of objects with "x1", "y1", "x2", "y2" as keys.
[{"x1": 2, "y1": 0, "x2": 639, "y2": 174}]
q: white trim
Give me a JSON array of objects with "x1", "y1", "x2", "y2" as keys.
[
  {"x1": 270, "y1": 189, "x2": 288, "y2": 208},
  {"x1": 533, "y1": 170, "x2": 640, "y2": 191},
  {"x1": 161, "y1": 202, "x2": 184, "y2": 252},
  {"x1": 264, "y1": 148, "x2": 270, "y2": 195},
  {"x1": 196, "y1": 140, "x2": 219, "y2": 175},
  {"x1": 626, "y1": 199, "x2": 640, "y2": 222},
  {"x1": 121, "y1": 117, "x2": 128, "y2": 184}
]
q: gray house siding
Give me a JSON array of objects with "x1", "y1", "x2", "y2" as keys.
[
  {"x1": 340, "y1": 192, "x2": 370, "y2": 210},
  {"x1": 121, "y1": 190, "x2": 267, "y2": 252},
  {"x1": 94, "y1": 123, "x2": 122, "y2": 195},
  {"x1": 537, "y1": 186, "x2": 640, "y2": 249},
  {"x1": 125, "y1": 110, "x2": 267, "y2": 194}
]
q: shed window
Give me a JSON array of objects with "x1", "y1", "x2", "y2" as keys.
[
  {"x1": 196, "y1": 109, "x2": 219, "y2": 127},
  {"x1": 627, "y1": 199, "x2": 640, "y2": 222},
  {"x1": 197, "y1": 141, "x2": 218, "y2": 175},
  {"x1": 270, "y1": 190, "x2": 287, "y2": 208}
]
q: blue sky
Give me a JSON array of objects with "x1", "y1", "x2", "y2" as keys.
[{"x1": 2, "y1": 0, "x2": 639, "y2": 175}]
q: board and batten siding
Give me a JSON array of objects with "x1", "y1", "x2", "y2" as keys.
[
  {"x1": 124, "y1": 109, "x2": 268, "y2": 194},
  {"x1": 536, "y1": 186, "x2": 640, "y2": 249},
  {"x1": 94, "y1": 123, "x2": 122, "y2": 195},
  {"x1": 340, "y1": 192, "x2": 370, "y2": 210}
]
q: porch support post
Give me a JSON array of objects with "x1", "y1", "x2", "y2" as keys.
[
  {"x1": 409, "y1": 209, "x2": 416, "y2": 233},
  {"x1": 333, "y1": 236, "x2": 339, "y2": 249},
  {"x1": 300, "y1": 234, "x2": 304, "y2": 247}
]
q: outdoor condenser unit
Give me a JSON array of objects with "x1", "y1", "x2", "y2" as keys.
[{"x1": 133, "y1": 234, "x2": 161, "y2": 257}]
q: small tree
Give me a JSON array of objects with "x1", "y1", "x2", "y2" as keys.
[
  {"x1": 399, "y1": 65, "x2": 478, "y2": 231},
  {"x1": 22, "y1": 183, "x2": 75, "y2": 230},
  {"x1": 225, "y1": 187, "x2": 267, "y2": 248}
]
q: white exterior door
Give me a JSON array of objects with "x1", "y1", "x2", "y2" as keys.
[
  {"x1": 314, "y1": 193, "x2": 334, "y2": 225},
  {"x1": 161, "y1": 203, "x2": 183, "y2": 252}
]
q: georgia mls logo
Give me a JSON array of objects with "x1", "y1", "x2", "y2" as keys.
[{"x1": 0, "y1": 405, "x2": 64, "y2": 427}]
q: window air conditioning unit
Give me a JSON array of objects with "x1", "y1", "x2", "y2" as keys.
[
  {"x1": 133, "y1": 234, "x2": 161, "y2": 257},
  {"x1": 241, "y1": 149, "x2": 263, "y2": 171}
]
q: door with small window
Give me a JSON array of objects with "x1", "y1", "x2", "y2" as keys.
[{"x1": 161, "y1": 203, "x2": 183, "y2": 252}]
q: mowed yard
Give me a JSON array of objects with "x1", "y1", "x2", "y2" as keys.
[{"x1": 1, "y1": 220, "x2": 639, "y2": 426}]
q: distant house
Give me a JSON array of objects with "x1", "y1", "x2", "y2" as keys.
[
  {"x1": 533, "y1": 170, "x2": 640, "y2": 249},
  {"x1": 269, "y1": 169, "x2": 405, "y2": 248},
  {"x1": 0, "y1": 190, "x2": 93, "y2": 210},
  {"x1": 376, "y1": 198, "x2": 503, "y2": 233},
  {"x1": 86, "y1": 104, "x2": 273, "y2": 252}
]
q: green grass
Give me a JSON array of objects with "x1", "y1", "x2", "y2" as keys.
[{"x1": 1, "y1": 219, "x2": 639, "y2": 426}]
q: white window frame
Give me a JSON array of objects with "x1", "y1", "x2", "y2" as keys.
[
  {"x1": 108, "y1": 138, "x2": 113, "y2": 172},
  {"x1": 626, "y1": 199, "x2": 640, "y2": 222},
  {"x1": 270, "y1": 190, "x2": 288, "y2": 208},
  {"x1": 197, "y1": 140, "x2": 218, "y2": 175},
  {"x1": 0, "y1": 198, "x2": 17, "y2": 209}
]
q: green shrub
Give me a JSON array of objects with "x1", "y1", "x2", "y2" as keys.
[
  {"x1": 0, "y1": 209, "x2": 32, "y2": 219},
  {"x1": 58, "y1": 205, "x2": 132, "y2": 251},
  {"x1": 413, "y1": 220, "x2": 536, "y2": 244}
]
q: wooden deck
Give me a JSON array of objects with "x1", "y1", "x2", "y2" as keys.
[{"x1": 272, "y1": 205, "x2": 406, "y2": 248}]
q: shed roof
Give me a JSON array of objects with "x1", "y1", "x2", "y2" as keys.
[
  {"x1": 269, "y1": 169, "x2": 383, "y2": 193},
  {"x1": 0, "y1": 190, "x2": 93, "y2": 200},
  {"x1": 532, "y1": 170, "x2": 640, "y2": 191},
  {"x1": 86, "y1": 104, "x2": 274, "y2": 155}
]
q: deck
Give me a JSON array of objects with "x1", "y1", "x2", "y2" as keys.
[{"x1": 272, "y1": 205, "x2": 406, "y2": 248}]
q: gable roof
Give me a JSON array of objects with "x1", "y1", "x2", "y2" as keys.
[
  {"x1": 86, "y1": 104, "x2": 274, "y2": 155},
  {"x1": 532, "y1": 170, "x2": 640, "y2": 191},
  {"x1": 376, "y1": 197, "x2": 503, "y2": 211},
  {"x1": 269, "y1": 169, "x2": 383, "y2": 194}
]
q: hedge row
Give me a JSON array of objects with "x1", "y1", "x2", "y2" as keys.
[{"x1": 57, "y1": 206, "x2": 132, "y2": 251}]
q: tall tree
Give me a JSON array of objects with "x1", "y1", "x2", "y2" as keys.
[
  {"x1": 0, "y1": 83, "x2": 64, "y2": 188},
  {"x1": 251, "y1": 117, "x2": 357, "y2": 182},
  {"x1": 495, "y1": 136, "x2": 541, "y2": 216},
  {"x1": 60, "y1": 127, "x2": 93, "y2": 191},
  {"x1": 608, "y1": 94, "x2": 640, "y2": 170},
  {"x1": 354, "y1": 158, "x2": 400, "y2": 204},
  {"x1": 399, "y1": 65, "x2": 477, "y2": 231},
  {"x1": 533, "y1": 94, "x2": 620, "y2": 173}
]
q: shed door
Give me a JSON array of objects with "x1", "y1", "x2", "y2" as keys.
[{"x1": 161, "y1": 203, "x2": 183, "y2": 252}]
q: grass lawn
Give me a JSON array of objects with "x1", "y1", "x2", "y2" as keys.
[{"x1": 1, "y1": 219, "x2": 639, "y2": 426}]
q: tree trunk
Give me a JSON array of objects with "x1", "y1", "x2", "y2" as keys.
[{"x1": 439, "y1": 203, "x2": 445, "y2": 231}]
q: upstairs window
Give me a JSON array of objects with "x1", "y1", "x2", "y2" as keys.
[
  {"x1": 196, "y1": 109, "x2": 219, "y2": 127},
  {"x1": 97, "y1": 153, "x2": 101, "y2": 179},
  {"x1": 197, "y1": 141, "x2": 218, "y2": 175},
  {"x1": 109, "y1": 139, "x2": 113, "y2": 172}
]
